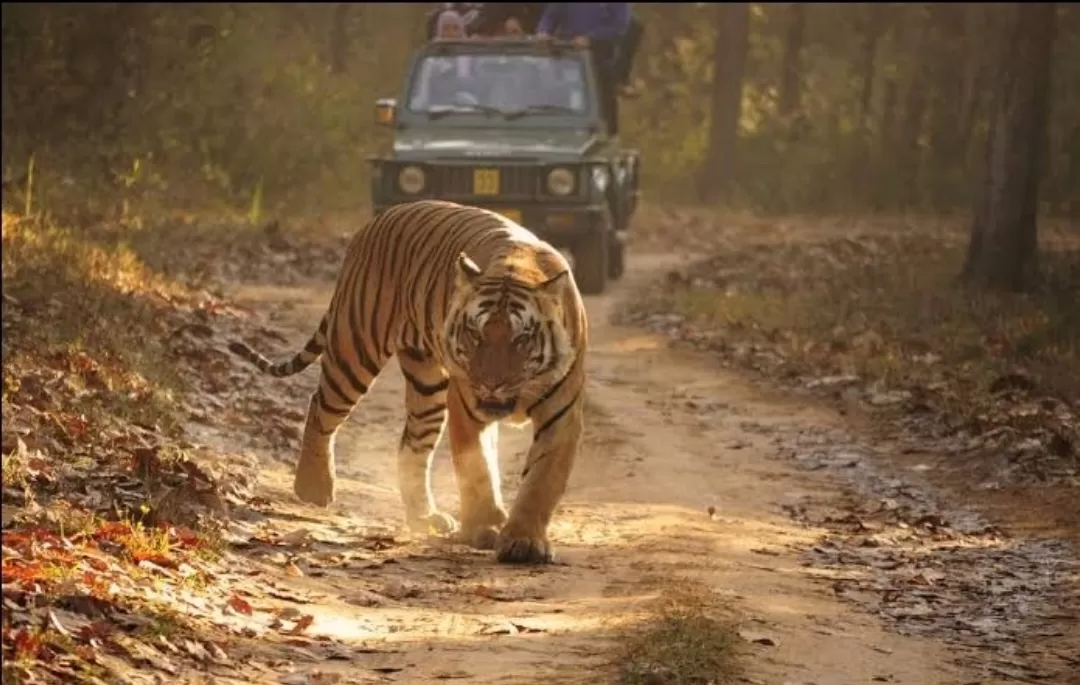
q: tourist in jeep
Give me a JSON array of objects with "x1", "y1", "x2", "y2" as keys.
[
  {"x1": 535, "y1": 3, "x2": 630, "y2": 135},
  {"x1": 425, "y1": 3, "x2": 481, "y2": 40},
  {"x1": 470, "y1": 3, "x2": 547, "y2": 37}
]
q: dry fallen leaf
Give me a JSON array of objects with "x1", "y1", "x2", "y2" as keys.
[
  {"x1": 279, "y1": 671, "x2": 344, "y2": 685},
  {"x1": 286, "y1": 614, "x2": 315, "y2": 635},
  {"x1": 737, "y1": 629, "x2": 778, "y2": 647},
  {"x1": 480, "y1": 621, "x2": 544, "y2": 636},
  {"x1": 284, "y1": 561, "x2": 305, "y2": 577},
  {"x1": 47, "y1": 609, "x2": 72, "y2": 637},
  {"x1": 227, "y1": 594, "x2": 254, "y2": 616},
  {"x1": 281, "y1": 527, "x2": 314, "y2": 547}
]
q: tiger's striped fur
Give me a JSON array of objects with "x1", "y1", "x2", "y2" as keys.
[{"x1": 228, "y1": 200, "x2": 588, "y2": 564}]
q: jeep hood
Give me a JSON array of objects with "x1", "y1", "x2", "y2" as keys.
[{"x1": 393, "y1": 128, "x2": 604, "y2": 161}]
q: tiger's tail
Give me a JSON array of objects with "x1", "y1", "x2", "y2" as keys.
[{"x1": 228, "y1": 315, "x2": 328, "y2": 378}]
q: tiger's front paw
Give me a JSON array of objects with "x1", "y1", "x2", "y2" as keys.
[
  {"x1": 456, "y1": 524, "x2": 501, "y2": 550},
  {"x1": 406, "y1": 510, "x2": 459, "y2": 537},
  {"x1": 293, "y1": 457, "x2": 335, "y2": 507},
  {"x1": 495, "y1": 524, "x2": 554, "y2": 565}
]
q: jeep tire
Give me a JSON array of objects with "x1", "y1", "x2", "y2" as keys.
[
  {"x1": 608, "y1": 237, "x2": 625, "y2": 280},
  {"x1": 604, "y1": 195, "x2": 627, "y2": 281},
  {"x1": 573, "y1": 222, "x2": 609, "y2": 296}
]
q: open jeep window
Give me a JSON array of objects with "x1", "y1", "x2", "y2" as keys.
[{"x1": 407, "y1": 53, "x2": 589, "y2": 116}]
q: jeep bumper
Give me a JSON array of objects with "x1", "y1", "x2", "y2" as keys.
[{"x1": 373, "y1": 202, "x2": 612, "y2": 247}]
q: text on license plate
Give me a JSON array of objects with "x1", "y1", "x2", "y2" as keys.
[{"x1": 472, "y1": 168, "x2": 500, "y2": 196}]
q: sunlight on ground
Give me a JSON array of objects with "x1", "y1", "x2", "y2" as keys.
[
  {"x1": 599, "y1": 335, "x2": 665, "y2": 353},
  {"x1": 246, "y1": 457, "x2": 859, "y2": 647},
  {"x1": 296, "y1": 598, "x2": 649, "y2": 645}
]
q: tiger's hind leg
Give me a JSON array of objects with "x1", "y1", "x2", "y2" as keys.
[
  {"x1": 397, "y1": 351, "x2": 457, "y2": 536},
  {"x1": 295, "y1": 352, "x2": 384, "y2": 507},
  {"x1": 446, "y1": 378, "x2": 508, "y2": 550}
]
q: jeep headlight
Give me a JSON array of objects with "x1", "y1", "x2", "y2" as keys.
[
  {"x1": 546, "y1": 167, "x2": 575, "y2": 196},
  {"x1": 398, "y1": 166, "x2": 426, "y2": 194},
  {"x1": 591, "y1": 166, "x2": 609, "y2": 193}
]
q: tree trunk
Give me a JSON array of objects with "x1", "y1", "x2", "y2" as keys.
[
  {"x1": 697, "y1": 2, "x2": 749, "y2": 205},
  {"x1": 895, "y1": 4, "x2": 933, "y2": 207},
  {"x1": 857, "y1": 3, "x2": 884, "y2": 129},
  {"x1": 328, "y1": 3, "x2": 351, "y2": 75},
  {"x1": 874, "y1": 5, "x2": 911, "y2": 210},
  {"x1": 1065, "y1": 122, "x2": 1080, "y2": 219},
  {"x1": 925, "y1": 4, "x2": 969, "y2": 208},
  {"x1": 960, "y1": 60, "x2": 985, "y2": 167},
  {"x1": 962, "y1": 3, "x2": 1057, "y2": 291},
  {"x1": 880, "y1": 77, "x2": 898, "y2": 146},
  {"x1": 958, "y1": 4, "x2": 991, "y2": 166},
  {"x1": 778, "y1": 3, "x2": 805, "y2": 119}
]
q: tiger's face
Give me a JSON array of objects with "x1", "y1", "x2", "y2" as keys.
[{"x1": 444, "y1": 253, "x2": 573, "y2": 420}]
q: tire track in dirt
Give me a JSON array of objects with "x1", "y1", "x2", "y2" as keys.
[{"x1": 225, "y1": 252, "x2": 989, "y2": 685}]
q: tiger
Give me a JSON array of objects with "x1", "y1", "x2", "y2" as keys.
[{"x1": 227, "y1": 199, "x2": 588, "y2": 564}]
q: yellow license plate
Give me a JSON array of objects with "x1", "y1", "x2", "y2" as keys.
[
  {"x1": 496, "y1": 209, "x2": 522, "y2": 224},
  {"x1": 472, "y1": 168, "x2": 500, "y2": 196}
]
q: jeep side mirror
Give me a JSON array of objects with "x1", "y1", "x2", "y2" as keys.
[{"x1": 375, "y1": 98, "x2": 397, "y2": 127}]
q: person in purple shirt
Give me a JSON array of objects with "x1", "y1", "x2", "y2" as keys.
[{"x1": 535, "y1": 3, "x2": 630, "y2": 135}]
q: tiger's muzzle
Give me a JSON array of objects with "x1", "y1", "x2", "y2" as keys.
[{"x1": 476, "y1": 396, "x2": 519, "y2": 419}]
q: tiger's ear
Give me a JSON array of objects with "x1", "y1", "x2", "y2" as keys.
[
  {"x1": 536, "y1": 269, "x2": 570, "y2": 294},
  {"x1": 455, "y1": 252, "x2": 483, "y2": 289}
]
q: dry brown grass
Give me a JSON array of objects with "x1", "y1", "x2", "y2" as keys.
[
  {"x1": 622, "y1": 213, "x2": 1079, "y2": 483},
  {"x1": 1, "y1": 211, "x2": 195, "y2": 428},
  {"x1": 672, "y1": 234, "x2": 1078, "y2": 398},
  {"x1": 615, "y1": 583, "x2": 742, "y2": 685},
  {"x1": 0, "y1": 206, "x2": 255, "y2": 683}
]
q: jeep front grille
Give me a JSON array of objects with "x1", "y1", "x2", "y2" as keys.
[{"x1": 435, "y1": 165, "x2": 538, "y2": 200}]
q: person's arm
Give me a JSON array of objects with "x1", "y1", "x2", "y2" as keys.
[
  {"x1": 460, "y1": 5, "x2": 482, "y2": 33},
  {"x1": 536, "y1": 3, "x2": 564, "y2": 35},
  {"x1": 588, "y1": 3, "x2": 630, "y2": 41}
]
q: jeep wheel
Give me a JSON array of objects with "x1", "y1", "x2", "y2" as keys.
[
  {"x1": 608, "y1": 239, "x2": 625, "y2": 281},
  {"x1": 573, "y1": 228, "x2": 608, "y2": 296}
]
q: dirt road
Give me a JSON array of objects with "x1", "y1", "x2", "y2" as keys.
[{"x1": 224, "y1": 252, "x2": 1025, "y2": 685}]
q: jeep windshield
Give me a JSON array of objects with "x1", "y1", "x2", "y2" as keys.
[{"x1": 406, "y1": 53, "x2": 591, "y2": 119}]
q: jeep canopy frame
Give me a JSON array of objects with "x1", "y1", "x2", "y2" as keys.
[{"x1": 395, "y1": 38, "x2": 608, "y2": 133}]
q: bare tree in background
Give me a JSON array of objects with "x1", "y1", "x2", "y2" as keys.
[
  {"x1": 962, "y1": 3, "x2": 1057, "y2": 291},
  {"x1": 698, "y1": 2, "x2": 749, "y2": 204},
  {"x1": 856, "y1": 4, "x2": 885, "y2": 129},
  {"x1": 778, "y1": 2, "x2": 805, "y2": 119},
  {"x1": 328, "y1": 3, "x2": 351, "y2": 75}
]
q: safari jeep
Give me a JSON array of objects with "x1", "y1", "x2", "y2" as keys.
[{"x1": 367, "y1": 38, "x2": 640, "y2": 295}]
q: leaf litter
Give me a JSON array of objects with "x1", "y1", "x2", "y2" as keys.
[
  {"x1": 618, "y1": 214, "x2": 1079, "y2": 492},
  {"x1": 616, "y1": 210, "x2": 1079, "y2": 683},
  {"x1": 0, "y1": 212, "x2": 409, "y2": 683},
  {"x1": 769, "y1": 424, "x2": 1080, "y2": 683}
]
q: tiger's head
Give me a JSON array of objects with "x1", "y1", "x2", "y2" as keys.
[{"x1": 443, "y1": 251, "x2": 576, "y2": 420}]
